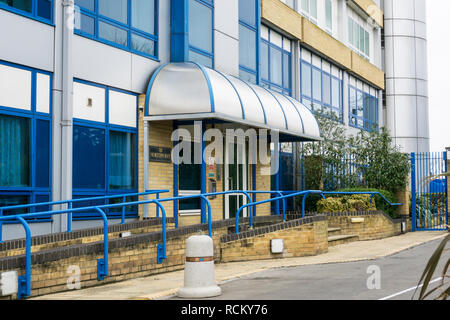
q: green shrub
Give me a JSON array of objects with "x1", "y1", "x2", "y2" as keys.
[
  {"x1": 316, "y1": 194, "x2": 377, "y2": 213},
  {"x1": 336, "y1": 188, "x2": 399, "y2": 218}
]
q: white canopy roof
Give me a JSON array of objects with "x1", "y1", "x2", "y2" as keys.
[{"x1": 144, "y1": 62, "x2": 321, "y2": 142}]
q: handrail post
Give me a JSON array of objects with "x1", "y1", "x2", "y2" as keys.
[
  {"x1": 200, "y1": 195, "x2": 212, "y2": 237},
  {"x1": 67, "y1": 202, "x2": 72, "y2": 232},
  {"x1": 94, "y1": 208, "x2": 109, "y2": 281},
  {"x1": 16, "y1": 216, "x2": 31, "y2": 299},
  {"x1": 154, "y1": 200, "x2": 167, "y2": 264},
  {"x1": 235, "y1": 206, "x2": 244, "y2": 234},
  {"x1": 156, "y1": 193, "x2": 160, "y2": 218},
  {"x1": 277, "y1": 192, "x2": 286, "y2": 222},
  {"x1": 0, "y1": 208, "x2": 3, "y2": 243},
  {"x1": 121, "y1": 195, "x2": 126, "y2": 225},
  {"x1": 242, "y1": 191, "x2": 253, "y2": 228}
]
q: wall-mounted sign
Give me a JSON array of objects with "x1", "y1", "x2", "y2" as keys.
[{"x1": 149, "y1": 146, "x2": 172, "y2": 163}]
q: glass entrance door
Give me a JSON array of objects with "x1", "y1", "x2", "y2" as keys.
[{"x1": 224, "y1": 139, "x2": 248, "y2": 219}]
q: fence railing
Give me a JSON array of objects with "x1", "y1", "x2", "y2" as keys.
[
  {"x1": 0, "y1": 190, "x2": 170, "y2": 242},
  {"x1": 1, "y1": 189, "x2": 403, "y2": 299}
]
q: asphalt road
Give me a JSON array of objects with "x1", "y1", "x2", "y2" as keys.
[{"x1": 173, "y1": 237, "x2": 449, "y2": 300}]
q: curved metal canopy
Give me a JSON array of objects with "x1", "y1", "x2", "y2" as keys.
[{"x1": 144, "y1": 62, "x2": 321, "y2": 142}]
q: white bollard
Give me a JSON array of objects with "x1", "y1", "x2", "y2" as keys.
[{"x1": 177, "y1": 235, "x2": 222, "y2": 298}]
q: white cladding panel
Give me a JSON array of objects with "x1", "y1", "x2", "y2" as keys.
[
  {"x1": 36, "y1": 73, "x2": 51, "y2": 114},
  {"x1": 0, "y1": 64, "x2": 31, "y2": 111},
  {"x1": 73, "y1": 82, "x2": 106, "y2": 123},
  {"x1": 109, "y1": 90, "x2": 137, "y2": 128}
]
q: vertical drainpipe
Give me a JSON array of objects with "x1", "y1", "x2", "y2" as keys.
[{"x1": 52, "y1": 0, "x2": 73, "y2": 233}]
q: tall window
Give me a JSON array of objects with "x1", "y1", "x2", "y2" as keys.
[
  {"x1": 349, "y1": 80, "x2": 378, "y2": 132},
  {"x1": 298, "y1": 0, "x2": 317, "y2": 24},
  {"x1": 72, "y1": 80, "x2": 138, "y2": 219},
  {"x1": 300, "y1": 49, "x2": 343, "y2": 121},
  {"x1": 348, "y1": 17, "x2": 370, "y2": 60},
  {"x1": 239, "y1": 0, "x2": 258, "y2": 84},
  {"x1": 74, "y1": 0, "x2": 158, "y2": 59},
  {"x1": 0, "y1": 0, "x2": 52, "y2": 23},
  {"x1": 0, "y1": 62, "x2": 52, "y2": 216},
  {"x1": 260, "y1": 27, "x2": 292, "y2": 96},
  {"x1": 188, "y1": 0, "x2": 214, "y2": 68}
]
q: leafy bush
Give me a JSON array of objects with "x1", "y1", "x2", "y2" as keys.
[
  {"x1": 316, "y1": 194, "x2": 376, "y2": 213},
  {"x1": 336, "y1": 188, "x2": 399, "y2": 218}
]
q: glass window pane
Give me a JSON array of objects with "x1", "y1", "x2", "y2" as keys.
[
  {"x1": 312, "y1": 68, "x2": 321, "y2": 101},
  {"x1": 0, "y1": 114, "x2": 30, "y2": 188},
  {"x1": 322, "y1": 73, "x2": 331, "y2": 105},
  {"x1": 353, "y1": 21, "x2": 358, "y2": 49},
  {"x1": 283, "y1": 52, "x2": 291, "y2": 91},
  {"x1": 99, "y1": 0, "x2": 128, "y2": 24},
  {"x1": 36, "y1": 120, "x2": 50, "y2": 188},
  {"x1": 132, "y1": 0, "x2": 155, "y2": 35},
  {"x1": 301, "y1": 0, "x2": 309, "y2": 13},
  {"x1": 0, "y1": 0, "x2": 32, "y2": 13},
  {"x1": 301, "y1": 62, "x2": 311, "y2": 97},
  {"x1": 75, "y1": 0, "x2": 94, "y2": 11},
  {"x1": 37, "y1": 0, "x2": 51, "y2": 20},
  {"x1": 239, "y1": 0, "x2": 256, "y2": 26},
  {"x1": 302, "y1": 98, "x2": 312, "y2": 110},
  {"x1": 357, "y1": 90, "x2": 363, "y2": 117},
  {"x1": 0, "y1": 195, "x2": 30, "y2": 216},
  {"x1": 179, "y1": 142, "x2": 201, "y2": 191},
  {"x1": 310, "y1": 0, "x2": 317, "y2": 19},
  {"x1": 365, "y1": 30, "x2": 370, "y2": 56},
  {"x1": 261, "y1": 41, "x2": 269, "y2": 80},
  {"x1": 270, "y1": 46, "x2": 282, "y2": 86},
  {"x1": 189, "y1": 50, "x2": 213, "y2": 68},
  {"x1": 239, "y1": 24, "x2": 256, "y2": 70},
  {"x1": 332, "y1": 78, "x2": 340, "y2": 108},
  {"x1": 350, "y1": 87, "x2": 357, "y2": 115},
  {"x1": 239, "y1": 68, "x2": 257, "y2": 84},
  {"x1": 99, "y1": 21, "x2": 128, "y2": 47},
  {"x1": 109, "y1": 131, "x2": 136, "y2": 190},
  {"x1": 73, "y1": 126, "x2": 106, "y2": 190},
  {"x1": 132, "y1": 33, "x2": 156, "y2": 56},
  {"x1": 325, "y1": 0, "x2": 332, "y2": 29},
  {"x1": 75, "y1": 13, "x2": 95, "y2": 35},
  {"x1": 189, "y1": 0, "x2": 213, "y2": 53},
  {"x1": 359, "y1": 25, "x2": 364, "y2": 52},
  {"x1": 348, "y1": 18, "x2": 353, "y2": 45}
]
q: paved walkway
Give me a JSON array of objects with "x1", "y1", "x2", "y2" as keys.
[{"x1": 32, "y1": 231, "x2": 448, "y2": 300}]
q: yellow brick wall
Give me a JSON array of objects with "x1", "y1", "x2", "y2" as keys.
[{"x1": 221, "y1": 219, "x2": 328, "y2": 262}]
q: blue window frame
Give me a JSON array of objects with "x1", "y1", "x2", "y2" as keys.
[
  {"x1": 349, "y1": 84, "x2": 378, "y2": 132},
  {"x1": 74, "y1": 0, "x2": 158, "y2": 60},
  {"x1": 300, "y1": 49, "x2": 343, "y2": 122},
  {"x1": 72, "y1": 80, "x2": 138, "y2": 220},
  {"x1": 260, "y1": 28, "x2": 292, "y2": 96},
  {"x1": 0, "y1": 0, "x2": 53, "y2": 24},
  {"x1": 239, "y1": 0, "x2": 259, "y2": 84},
  {"x1": 0, "y1": 61, "x2": 52, "y2": 220},
  {"x1": 188, "y1": 0, "x2": 214, "y2": 68}
]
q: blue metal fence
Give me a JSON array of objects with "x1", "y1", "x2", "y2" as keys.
[
  {"x1": 411, "y1": 152, "x2": 448, "y2": 231},
  {"x1": 0, "y1": 189, "x2": 403, "y2": 299}
]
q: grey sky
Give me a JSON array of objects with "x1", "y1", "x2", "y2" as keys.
[{"x1": 427, "y1": 0, "x2": 450, "y2": 151}]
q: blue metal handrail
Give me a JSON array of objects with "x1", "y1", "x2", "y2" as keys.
[
  {"x1": 0, "y1": 190, "x2": 169, "y2": 242},
  {"x1": 0, "y1": 197, "x2": 169, "y2": 299}
]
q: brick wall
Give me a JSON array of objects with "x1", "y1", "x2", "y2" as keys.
[{"x1": 220, "y1": 216, "x2": 328, "y2": 262}]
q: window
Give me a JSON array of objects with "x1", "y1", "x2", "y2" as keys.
[
  {"x1": 348, "y1": 17, "x2": 370, "y2": 60},
  {"x1": 260, "y1": 27, "x2": 292, "y2": 95},
  {"x1": 188, "y1": 0, "x2": 214, "y2": 68},
  {"x1": 299, "y1": 0, "x2": 317, "y2": 23},
  {"x1": 300, "y1": 49, "x2": 343, "y2": 121},
  {"x1": 74, "y1": 0, "x2": 158, "y2": 59},
  {"x1": 349, "y1": 82, "x2": 378, "y2": 132},
  {"x1": 0, "y1": 62, "x2": 52, "y2": 218},
  {"x1": 239, "y1": 0, "x2": 258, "y2": 84},
  {"x1": 0, "y1": 0, "x2": 52, "y2": 23},
  {"x1": 72, "y1": 80, "x2": 138, "y2": 219}
]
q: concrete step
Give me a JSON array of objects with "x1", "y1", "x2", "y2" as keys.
[
  {"x1": 327, "y1": 227, "x2": 342, "y2": 237},
  {"x1": 328, "y1": 234, "x2": 359, "y2": 247}
]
